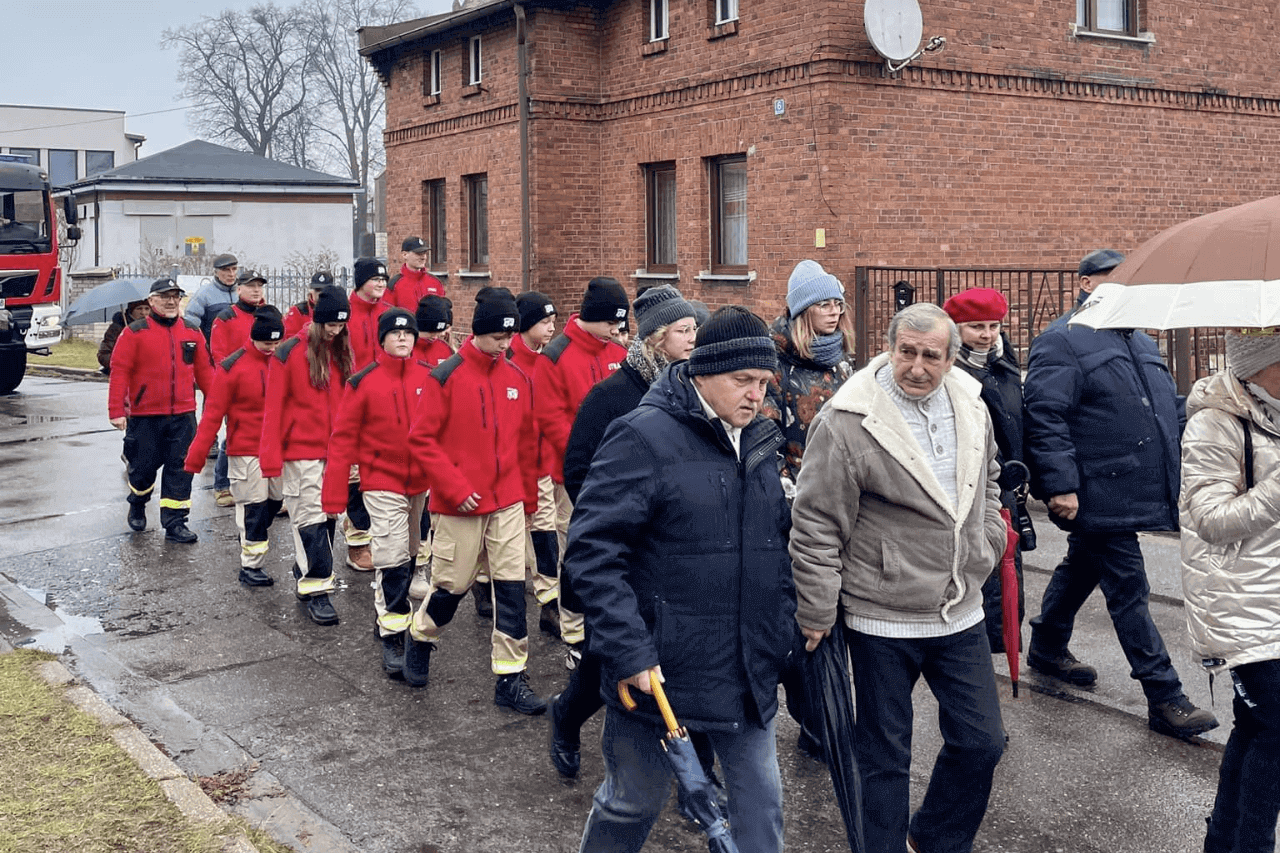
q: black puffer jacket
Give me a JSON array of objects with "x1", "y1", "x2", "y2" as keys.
[
  {"x1": 562, "y1": 361, "x2": 649, "y2": 504},
  {"x1": 565, "y1": 363, "x2": 796, "y2": 733}
]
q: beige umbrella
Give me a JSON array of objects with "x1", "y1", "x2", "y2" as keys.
[{"x1": 1070, "y1": 194, "x2": 1280, "y2": 330}]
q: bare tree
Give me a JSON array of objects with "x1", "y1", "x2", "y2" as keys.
[{"x1": 164, "y1": 4, "x2": 313, "y2": 160}]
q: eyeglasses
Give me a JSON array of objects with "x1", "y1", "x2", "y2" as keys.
[
  {"x1": 813, "y1": 299, "x2": 846, "y2": 314},
  {"x1": 670, "y1": 323, "x2": 697, "y2": 336},
  {"x1": 152, "y1": 293, "x2": 182, "y2": 302}
]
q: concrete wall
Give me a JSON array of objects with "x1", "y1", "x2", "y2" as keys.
[{"x1": 0, "y1": 105, "x2": 140, "y2": 180}]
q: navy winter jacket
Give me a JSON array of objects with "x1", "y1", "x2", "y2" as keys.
[
  {"x1": 1023, "y1": 294, "x2": 1183, "y2": 533},
  {"x1": 565, "y1": 363, "x2": 796, "y2": 733}
]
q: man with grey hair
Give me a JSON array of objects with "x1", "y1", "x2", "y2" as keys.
[{"x1": 791, "y1": 302, "x2": 1008, "y2": 853}]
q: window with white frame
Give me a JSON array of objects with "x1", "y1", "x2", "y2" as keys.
[
  {"x1": 469, "y1": 36, "x2": 482, "y2": 85},
  {"x1": 650, "y1": 0, "x2": 669, "y2": 42},
  {"x1": 716, "y1": 0, "x2": 738, "y2": 25},
  {"x1": 1077, "y1": 0, "x2": 1138, "y2": 35},
  {"x1": 429, "y1": 50, "x2": 442, "y2": 95}
]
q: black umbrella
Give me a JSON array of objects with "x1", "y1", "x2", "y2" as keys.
[
  {"x1": 802, "y1": 620, "x2": 866, "y2": 853},
  {"x1": 63, "y1": 277, "x2": 153, "y2": 326},
  {"x1": 618, "y1": 675, "x2": 740, "y2": 853}
]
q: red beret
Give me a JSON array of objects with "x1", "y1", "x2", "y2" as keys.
[{"x1": 943, "y1": 288, "x2": 1009, "y2": 323}]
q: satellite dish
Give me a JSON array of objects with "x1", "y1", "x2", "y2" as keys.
[{"x1": 864, "y1": 0, "x2": 924, "y2": 63}]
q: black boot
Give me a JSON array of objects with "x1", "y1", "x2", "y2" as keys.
[
  {"x1": 165, "y1": 522, "x2": 198, "y2": 544},
  {"x1": 127, "y1": 501, "x2": 147, "y2": 532},
  {"x1": 402, "y1": 633, "x2": 434, "y2": 688},
  {"x1": 381, "y1": 632, "x2": 405, "y2": 679},
  {"x1": 239, "y1": 568, "x2": 274, "y2": 587},
  {"x1": 472, "y1": 581, "x2": 493, "y2": 618},
  {"x1": 547, "y1": 693, "x2": 580, "y2": 777},
  {"x1": 495, "y1": 670, "x2": 547, "y2": 716},
  {"x1": 305, "y1": 593, "x2": 339, "y2": 626},
  {"x1": 540, "y1": 600, "x2": 561, "y2": 639}
]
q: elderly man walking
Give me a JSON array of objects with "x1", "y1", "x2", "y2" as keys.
[
  {"x1": 566, "y1": 306, "x2": 797, "y2": 853},
  {"x1": 791, "y1": 302, "x2": 1008, "y2": 853}
]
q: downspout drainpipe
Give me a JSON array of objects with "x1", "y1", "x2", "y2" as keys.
[{"x1": 515, "y1": 3, "x2": 530, "y2": 292}]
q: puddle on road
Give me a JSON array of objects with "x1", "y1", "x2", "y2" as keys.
[
  {"x1": 0, "y1": 413, "x2": 75, "y2": 426},
  {"x1": 12, "y1": 584, "x2": 105, "y2": 653}
]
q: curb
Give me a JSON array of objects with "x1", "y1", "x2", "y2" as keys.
[
  {"x1": 0, "y1": 633, "x2": 260, "y2": 853},
  {"x1": 26, "y1": 363, "x2": 109, "y2": 382}
]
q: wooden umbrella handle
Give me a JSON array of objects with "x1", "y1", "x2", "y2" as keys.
[{"x1": 616, "y1": 669, "x2": 681, "y2": 735}]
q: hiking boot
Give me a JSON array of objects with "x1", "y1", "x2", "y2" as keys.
[
  {"x1": 381, "y1": 633, "x2": 405, "y2": 679},
  {"x1": 495, "y1": 670, "x2": 547, "y2": 716},
  {"x1": 403, "y1": 634, "x2": 434, "y2": 688},
  {"x1": 796, "y1": 728, "x2": 824, "y2": 762},
  {"x1": 127, "y1": 503, "x2": 147, "y2": 532},
  {"x1": 238, "y1": 568, "x2": 274, "y2": 587},
  {"x1": 165, "y1": 523, "x2": 198, "y2": 544},
  {"x1": 346, "y1": 543, "x2": 374, "y2": 571},
  {"x1": 540, "y1": 600, "x2": 561, "y2": 639},
  {"x1": 1149, "y1": 697, "x2": 1219, "y2": 739},
  {"x1": 1027, "y1": 647, "x2": 1097, "y2": 687},
  {"x1": 472, "y1": 581, "x2": 493, "y2": 618},
  {"x1": 214, "y1": 489, "x2": 234, "y2": 508},
  {"x1": 547, "y1": 693, "x2": 580, "y2": 778},
  {"x1": 409, "y1": 556, "x2": 431, "y2": 599},
  {"x1": 305, "y1": 593, "x2": 339, "y2": 626}
]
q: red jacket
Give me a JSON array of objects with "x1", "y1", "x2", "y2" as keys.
[
  {"x1": 386, "y1": 265, "x2": 445, "y2": 311},
  {"x1": 259, "y1": 335, "x2": 348, "y2": 477},
  {"x1": 321, "y1": 351, "x2": 431, "y2": 513},
  {"x1": 410, "y1": 340, "x2": 538, "y2": 517},
  {"x1": 534, "y1": 315, "x2": 626, "y2": 482},
  {"x1": 108, "y1": 313, "x2": 214, "y2": 420},
  {"x1": 348, "y1": 294, "x2": 387, "y2": 370},
  {"x1": 283, "y1": 301, "x2": 311, "y2": 339},
  {"x1": 414, "y1": 335, "x2": 454, "y2": 368},
  {"x1": 210, "y1": 300, "x2": 259, "y2": 365},
  {"x1": 508, "y1": 333, "x2": 555, "y2": 478},
  {"x1": 183, "y1": 344, "x2": 272, "y2": 470}
]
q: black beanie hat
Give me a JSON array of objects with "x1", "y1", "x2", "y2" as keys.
[
  {"x1": 516, "y1": 291, "x2": 557, "y2": 332},
  {"x1": 313, "y1": 285, "x2": 351, "y2": 325},
  {"x1": 416, "y1": 295, "x2": 452, "y2": 333},
  {"x1": 250, "y1": 305, "x2": 285, "y2": 342},
  {"x1": 378, "y1": 307, "x2": 419, "y2": 343},
  {"x1": 579, "y1": 277, "x2": 629, "y2": 324},
  {"x1": 472, "y1": 286, "x2": 520, "y2": 335},
  {"x1": 354, "y1": 257, "x2": 388, "y2": 288},
  {"x1": 687, "y1": 306, "x2": 778, "y2": 377}
]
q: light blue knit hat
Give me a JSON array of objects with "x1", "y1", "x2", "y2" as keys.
[{"x1": 786, "y1": 260, "x2": 843, "y2": 319}]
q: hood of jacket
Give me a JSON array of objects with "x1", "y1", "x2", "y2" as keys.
[
  {"x1": 640, "y1": 362, "x2": 783, "y2": 467},
  {"x1": 1186, "y1": 369, "x2": 1280, "y2": 434}
]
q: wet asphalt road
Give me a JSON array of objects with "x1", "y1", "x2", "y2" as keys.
[{"x1": 0, "y1": 373, "x2": 1231, "y2": 852}]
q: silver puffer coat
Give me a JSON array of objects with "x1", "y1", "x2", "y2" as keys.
[{"x1": 1180, "y1": 370, "x2": 1280, "y2": 673}]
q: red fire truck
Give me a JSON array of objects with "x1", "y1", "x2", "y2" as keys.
[{"x1": 0, "y1": 153, "x2": 79, "y2": 393}]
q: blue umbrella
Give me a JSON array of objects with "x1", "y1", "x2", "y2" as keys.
[{"x1": 63, "y1": 278, "x2": 153, "y2": 326}]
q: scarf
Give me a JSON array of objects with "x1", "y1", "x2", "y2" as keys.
[
  {"x1": 809, "y1": 331, "x2": 846, "y2": 368},
  {"x1": 626, "y1": 336, "x2": 671, "y2": 386},
  {"x1": 958, "y1": 335, "x2": 1003, "y2": 371}
]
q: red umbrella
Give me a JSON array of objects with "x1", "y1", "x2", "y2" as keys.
[{"x1": 999, "y1": 507, "x2": 1021, "y2": 697}]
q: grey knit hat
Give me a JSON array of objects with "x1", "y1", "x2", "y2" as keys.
[
  {"x1": 786, "y1": 260, "x2": 843, "y2": 319},
  {"x1": 1226, "y1": 329, "x2": 1280, "y2": 380},
  {"x1": 688, "y1": 306, "x2": 778, "y2": 376},
  {"x1": 634, "y1": 285, "x2": 696, "y2": 340}
]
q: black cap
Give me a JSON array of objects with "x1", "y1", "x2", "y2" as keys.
[
  {"x1": 1078, "y1": 248, "x2": 1125, "y2": 277},
  {"x1": 236, "y1": 269, "x2": 267, "y2": 286},
  {"x1": 149, "y1": 277, "x2": 184, "y2": 295},
  {"x1": 313, "y1": 285, "x2": 351, "y2": 324},
  {"x1": 212, "y1": 253, "x2": 238, "y2": 269},
  {"x1": 579, "y1": 277, "x2": 629, "y2": 323},
  {"x1": 250, "y1": 306, "x2": 285, "y2": 342},
  {"x1": 472, "y1": 287, "x2": 520, "y2": 336},
  {"x1": 516, "y1": 291, "x2": 557, "y2": 332},
  {"x1": 401, "y1": 236, "x2": 428, "y2": 253},
  {"x1": 688, "y1": 306, "x2": 778, "y2": 377},
  {"x1": 416, "y1": 295, "x2": 452, "y2": 333},
  {"x1": 378, "y1": 308, "x2": 419, "y2": 343},
  {"x1": 354, "y1": 257, "x2": 389, "y2": 288},
  {"x1": 310, "y1": 270, "x2": 335, "y2": 288}
]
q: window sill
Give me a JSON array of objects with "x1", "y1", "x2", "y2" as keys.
[
  {"x1": 642, "y1": 39, "x2": 668, "y2": 56},
  {"x1": 633, "y1": 270, "x2": 679, "y2": 281},
  {"x1": 422, "y1": 93, "x2": 441, "y2": 106},
  {"x1": 708, "y1": 19, "x2": 738, "y2": 40},
  {"x1": 696, "y1": 270, "x2": 755, "y2": 285},
  {"x1": 457, "y1": 270, "x2": 490, "y2": 280},
  {"x1": 429, "y1": 270, "x2": 449, "y2": 279},
  {"x1": 462, "y1": 83, "x2": 484, "y2": 98},
  {"x1": 1069, "y1": 25, "x2": 1155, "y2": 45}
]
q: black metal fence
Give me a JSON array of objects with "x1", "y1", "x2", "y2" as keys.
[{"x1": 853, "y1": 266, "x2": 1226, "y2": 392}]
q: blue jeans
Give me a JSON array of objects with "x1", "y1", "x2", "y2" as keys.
[
  {"x1": 1029, "y1": 530, "x2": 1183, "y2": 704},
  {"x1": 849, "y1": 623, "x2": 1005, "y2": 853},
  {"x1": 1205, "y1": 660, "x2": 1280, "y2": 853},
  {"x1": 578, "y1": 707, "x2": 783, "y2": 853},
  {"x1": 214, "y1": 438, "x2": 229, "y2": 492}
]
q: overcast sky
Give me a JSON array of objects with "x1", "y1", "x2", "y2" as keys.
[{"x1": 8, "y1": 0, "x2": 451, "y2": 157}]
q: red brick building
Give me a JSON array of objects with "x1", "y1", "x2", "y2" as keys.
[{"x1": 360, "y1": 0, "x2": 1280, "y2": 332}]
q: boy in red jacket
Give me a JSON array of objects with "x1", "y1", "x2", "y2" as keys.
[
  {"x1": 108, "y1": 278, "x2": 216, "y2": 543},
  {"x1": 535, "y1": 277, "x2": 629, "y2": 652},
  {"x1": 184, "y1": 306, "x2": 286, "y2": 585},
  {"x1": 408, "y1": 294, "x2": 457, "y2": 601},
  {"x1": 403, "y1": 288, "x2": 543, "y2": 714},
  {"x1": 386, "y1": 236, "x2": 445, "y2": 311},
  {"x1": 342, "y1": 257, "x2": 390, "y2": 569},
  {"x1": 323, "y1": 308, "x2": 431, "y2": 679}
]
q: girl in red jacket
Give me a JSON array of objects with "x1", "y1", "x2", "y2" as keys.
[
  {"x1": 322, "y1": 308, "x2": 431, "y2": 678},
  {"x1": 184, "y1": 306, "x2": 286, "y2": 586},
  {"x1": 259, "y1": 286, "x2": 353, "y2": 626}
]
